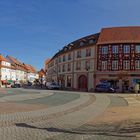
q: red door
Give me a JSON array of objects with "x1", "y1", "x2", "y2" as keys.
[{"x1": 78, "y1": 75, "x2": 87, "y2": 91}]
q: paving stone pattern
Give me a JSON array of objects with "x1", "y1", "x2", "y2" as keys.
[{"x1": 0, "y1": 89, "x2": 138, "y2": 140}]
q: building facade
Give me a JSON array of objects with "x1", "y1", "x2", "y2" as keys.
[
  {"x1": 46, "y1": 34, "x2": 99, "y2": 91},
  {"x1": 46, "y1": 26, "x2": 140, "y2": 92},
  {"x1": 0, "y1": 55, "x2": 38, "y2": 87},
  {"x1": 96, "y1": 26, "x2": 140, "y2": 92},
  {"x1": 0, "y1": 55, "x2": 11, "y2": 86}
]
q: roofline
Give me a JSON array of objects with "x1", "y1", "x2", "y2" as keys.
[{"x1": 50, "y1": 33, "x2": 100, "y2": 62}]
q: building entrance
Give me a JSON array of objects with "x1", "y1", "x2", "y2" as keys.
[{"x1": 78, "y1": 75, "x2": 87, "y2": 91}]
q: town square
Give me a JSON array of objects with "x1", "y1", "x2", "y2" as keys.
[{"x1": 1, "y1": 0, "x2": 140, "y2": 139}]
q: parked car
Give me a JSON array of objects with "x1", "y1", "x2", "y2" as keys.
[
  {"x1": 11, "y1": 82, "x2": 21, "y2": 88},
  {"x1": 95, "y1": 84, "x2": 116, "y2": 93},
  {"x1": 6, "y1": 83, "x2": 12, "y2": 88},
  {"x1": 46, "y1": 82, "x2": 61, "y2": 90}
]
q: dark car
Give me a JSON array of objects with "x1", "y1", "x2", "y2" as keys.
[
  {"x1": 11, "y1": 82, "x2": 21, "y2": 88},
  {"x1": 95, "y1": 84, "x2": 116, "y2": 93}
]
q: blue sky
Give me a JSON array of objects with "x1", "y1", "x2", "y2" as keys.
[{"x1": 1, "y1": 0, "x2": 140, "y2": 70}]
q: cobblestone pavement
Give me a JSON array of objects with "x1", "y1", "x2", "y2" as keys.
[{"x1": 0, "y1": 89, "x2": 139, "y2": 140}]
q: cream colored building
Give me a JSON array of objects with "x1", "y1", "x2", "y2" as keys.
[{"x1": 46, "y1": 33, "x2": 99, "y2": 91}]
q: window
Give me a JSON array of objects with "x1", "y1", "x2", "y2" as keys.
[
  {"x1": 58, "y1": 66, "x2": 61, "y2": 73},
  {"x1": 67, "y1": 76, "x2": 72, "y2": 87},
  {"x1": 76, "y1": 61, "x2": 81, "y2": 70},
  {"x1": 123, "y1": 45, "x2": 130, "y2": 53},
  {"x1": 77, "y1": 50, "x2": 81, "y2": 58},
  {"x1": 63, "y1": 55, "x2": 65, "y2": 62},
  {"x1": 85, "y1": 61, "x2": 90, "y2": 70},
  {"x1": 112, "y1": 61, "x2": 118, "y2": 70},
  {"x1": 68, "y1": 53, "x2": 71, "y2": 60},
  {"x1": 59, "y1": 57, "x2": 61, "y2": 63},
  {"x1": 101, "y1": 46, "x2": 108, "y2": 54},
  {"x1": 80, "y1": 41, "x2": 84, "y2": 46},
  {"x1": 135, "y1": 45, "x2": 140, "y2": 53},
  {"x1": 89, "y1": 39, "x2": 95, "y2": 44},
  {"x1": 67, "y1": 63, "x2": 71, "y2": 71},
  {"x1": 123, "y1": 60, "x2": 130, "y2": 70},
  {"x1": 86, "y1": 48, "x2": 91, "y2": 57},
  {"x1": 135, "y1": 60, "x2": 140, "y2": 69},
  {"x1": 112, "y1": 45, "x2": 118, "y2": 53},
  {"x1": 62, "y1": 64, "x2": 65, "y2": 72},
  {"x1": 101, "y1": 61, "x2": 107, "y2": 70}
]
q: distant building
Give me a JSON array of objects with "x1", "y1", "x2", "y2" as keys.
[
  {"x1": 23, "y1": 64, "x2": 39, "y2": 83},
  {"x1": 44, "y1": 58, "x2": 51, "y2": 72},
  {"x1": 0, "y1": 54, "x2": 11, "y2": 86}
]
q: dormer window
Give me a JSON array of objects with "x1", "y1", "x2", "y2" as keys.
[
  {"x1": 80, "y1": 41, "x2": 84, "y2": 46},
  {"x1": 89, "y1": 39, "x2": 95, "y2": 44}
]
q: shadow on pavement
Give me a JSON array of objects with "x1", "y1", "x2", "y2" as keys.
[{"x1": 15, "y1": 123, "x2": 137, "y2": 138}]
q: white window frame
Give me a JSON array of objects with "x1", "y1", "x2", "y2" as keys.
[
  {"x1": 101, "y1": 46, "x2": 108, "y2": 54},
  {"x1": 135, "y1": 45, "x2": 140, "y2": 53},
  {"x1": 135, "y1": 60, "x2": 140, "y2": 69},
  {"x1": 123, "y1": 60, "x2": 130, "y2": 70},
  {"x1": 102, "y1": 61, "x2": 108, "y2": 70},
  {"x1": 123, "y1": 45, "x2": 130, "y2": 53},
  {"x1": 112, "y1": 45, "x2": 118, "y2": 54},
  {"x1": 112, "y1": 60, "x2": 118, "y2": 70}
]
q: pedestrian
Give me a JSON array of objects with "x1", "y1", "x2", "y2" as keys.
[{"x1": 134, "y1": 83, "x2": 139, "y2": 96}]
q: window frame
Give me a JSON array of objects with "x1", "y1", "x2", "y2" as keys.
[
  {"x1": 101, "y1": 46, "x2": 108, "y2": 54},
  {"x1": 101, "y1": 61, "x2": 108, "y2": 70},
  {"x1": 112, "y1": 45, "x2": 118, "y2": 54},
  {"x1": 112, "y1": 60, "x2": 118, "y2": 70},
  {"x1": 123, "y1": 60, "x2": 130, "y2": 70},
  {"x1": 123, "y1": 45, "x2": 130, "y2": 53}
]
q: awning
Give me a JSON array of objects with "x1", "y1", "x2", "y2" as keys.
[{"x1": 8, "y1": 80, "x2": 13, "y2": 83}]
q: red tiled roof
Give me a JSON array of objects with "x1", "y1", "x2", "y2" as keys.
[
  {"x1": 7, "y1": 56, "x2": 26, "y2": 71},
  {"x1": 97, "y1": 26, "x2": 140, "y2": 45},
  {"x1": 24, "y1": 64, "x2": 37, "y2": 73},
  {"x1": 0, "y1": 54, "x2": 9, "y2": 62}
]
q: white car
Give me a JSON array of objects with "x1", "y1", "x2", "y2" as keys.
[{"x1": 46, "y1": 82, "x2": 61, "y2": 90}]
